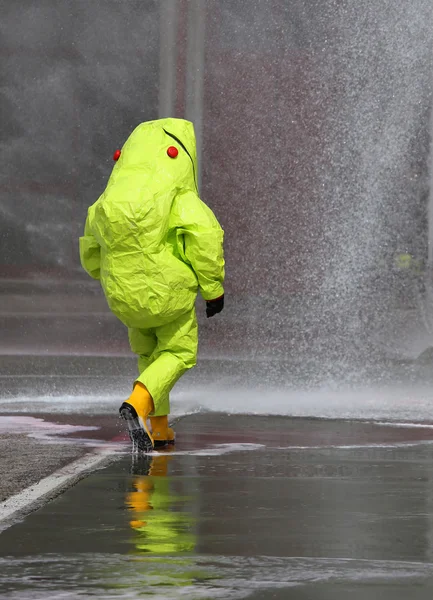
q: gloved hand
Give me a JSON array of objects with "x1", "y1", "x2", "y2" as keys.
[{"x1": 206, "y1": 295, "x2": 224, "y2": 318}]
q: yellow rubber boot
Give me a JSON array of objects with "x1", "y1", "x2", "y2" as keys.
[
  {"x1": 119, "y1": 382, "x2": 155, "y2": 453},
  {"x1": 126, "y1": 382, "x2": 154, "y2": 422},
  {"x1": 150, "y1": 416, "x2": 176, "y2": 447}
]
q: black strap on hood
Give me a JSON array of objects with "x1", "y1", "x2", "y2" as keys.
[{"x1": 163, "y1": 128, "x2": 198, "y2": 193}]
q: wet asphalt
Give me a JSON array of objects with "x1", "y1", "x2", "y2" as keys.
[
  {"x1": 2, "y1": 330, "x2": 433, "y2": 598},
  {"x1": 1, "y1": 414, "x2": 433, "y2": 598}
]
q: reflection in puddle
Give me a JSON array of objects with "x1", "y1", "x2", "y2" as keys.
[
  {"x1": 2, "y1": 448, "x2": 433, "y2": 598},
  {"x1": 122, "y1": 452, "x2": 219, "y2": 596},
  {"x1": 126, "y1": 454, "x2": 196, "y2": 555}
]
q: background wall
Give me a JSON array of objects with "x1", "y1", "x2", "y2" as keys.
[
  {"x1": 202, "y1": 0, "x2": 432, "y2": 299},
  {"x1": 1, "y1": 0, "x2": 159, "y2": 275},
  {"x1": 1, "y1": 0, "x2": 432, "y2": 369}
]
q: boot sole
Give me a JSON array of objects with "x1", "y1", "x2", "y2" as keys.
[{"x1": 119, "y1": 402, "x2": 154, "y2": 454}]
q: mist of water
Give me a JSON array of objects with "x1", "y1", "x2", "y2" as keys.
[{"x1": 2, "y1": 1, "x2": 433, "y2": 401}]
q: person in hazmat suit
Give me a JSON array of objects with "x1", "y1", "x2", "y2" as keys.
[{"x1": 79, "y1": 118, "x2": 225, "y2": 452}]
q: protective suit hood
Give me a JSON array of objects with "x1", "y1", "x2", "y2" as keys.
[{"x1": 109, "y1": 118, "x2": 198, "y2": 194}]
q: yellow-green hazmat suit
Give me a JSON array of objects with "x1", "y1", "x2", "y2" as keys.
[{"x1": 79, "y1": 118, "x2": 224, "y2": 416}]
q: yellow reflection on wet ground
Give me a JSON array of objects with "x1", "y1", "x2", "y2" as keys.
[{"x1": 126, "y1": 453, "x2": 196, "y2": 556}]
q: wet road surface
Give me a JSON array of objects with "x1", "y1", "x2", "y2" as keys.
[{"x1": 1, "y1": 414, "x2": 433, "y2": 598}]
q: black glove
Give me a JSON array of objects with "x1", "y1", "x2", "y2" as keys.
[{"x1": 206, "y1": 295, "x2": 224, "y2": 318}]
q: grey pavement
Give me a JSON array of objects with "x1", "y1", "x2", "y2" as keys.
[
  {"x1": 0, "y1": 434, "x2": 85, "y2": 503},
  {"x1": 2, "y1": 285, "x2": 433, "y2": 597},
  {"x1": 1, "y1": 414, "x2": 433, "y2": 598}
]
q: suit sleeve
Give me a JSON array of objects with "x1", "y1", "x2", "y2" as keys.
[
  {"x1": 171, "y1": 190, "x2": 225, "y2": 301},
  {"x1": 79, "y1": 205, "x2": 101, "y2": 280}
]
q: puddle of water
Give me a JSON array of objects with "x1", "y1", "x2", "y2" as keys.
[
  {"x1": 0, "y1": 416, "x2": 98, "y2": 438},
  {"x1": 1, "y1": 554, "x2": 433, "y2": 599}
]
